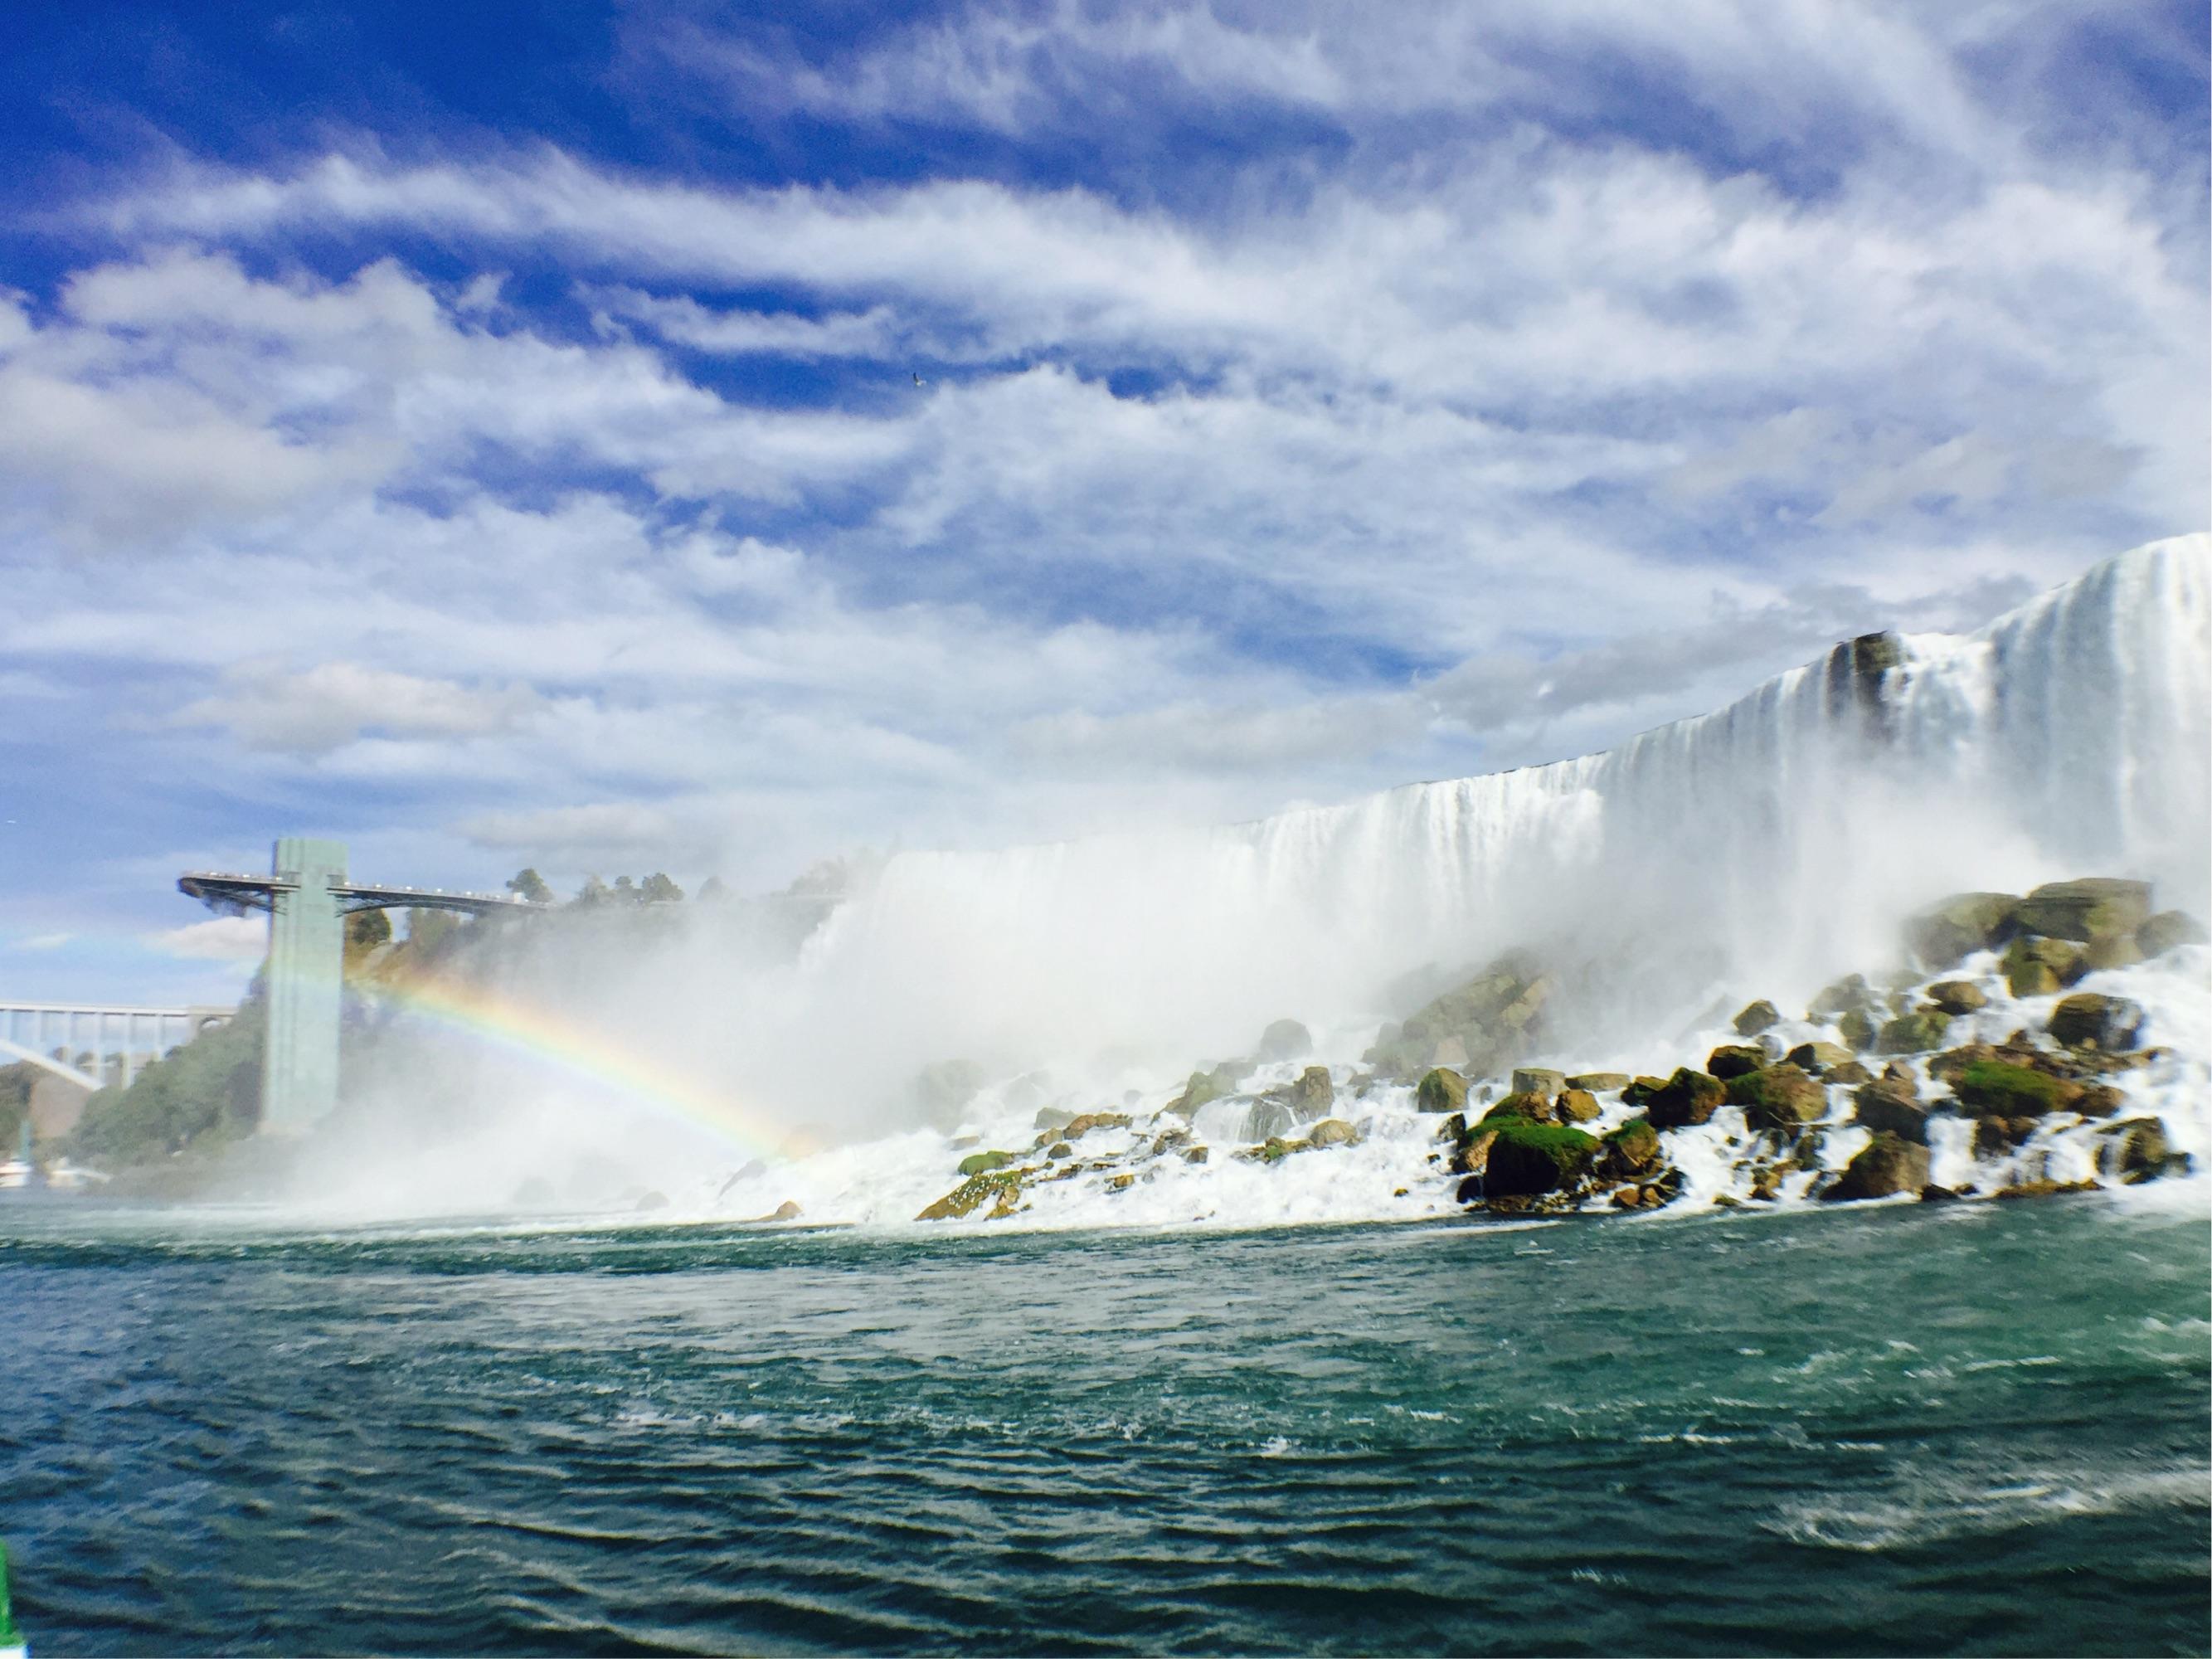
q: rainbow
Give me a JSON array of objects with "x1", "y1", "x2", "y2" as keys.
[{"x1": 362, "y1": 972, "x2": 818, "y2": 1164}]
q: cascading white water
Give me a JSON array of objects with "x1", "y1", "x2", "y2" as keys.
[{"x1": 748, "y1": 534, "x2": 2206, "y2": 1119}]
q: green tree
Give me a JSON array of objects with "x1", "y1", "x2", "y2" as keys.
[
  {"x1": 612, "y1": 875, "x2": 640, "y2": 904},
  {"x1": 344, "y1": 909, "x2": 391, "y2": 953},
  {"x1": 574, "y1": 874, "x2": 611, "y2": 907},
  {"x1": 506, "y1": 868, "x2": 554, "y2": 904},
  {"x1": 639, "y1": 873, "x2": 684, "y2": 903},
  {"x1": 406, "y1": 908, "x2": 459, "y2": 952}
]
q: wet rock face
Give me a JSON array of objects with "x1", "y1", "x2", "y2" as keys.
[
  {"x1": 2048, "y1": 994, "x2": 2146, "y2": 1052},
  {"x1": 1643, "y1": 1068, "x2": 1727, "y2": 1131},
  {"x1": 2002, "y1": 936, "x2": 2084, "y2": 997},
  {"x1": 1728, "y1": 1063, "x2": 1826, "y2": 1131},
  {"x1": 1733, "y1": 1000, "x2": 1782, "y2": 1037},
  {"x1": 1307, "y1": 1117, "x2": 1359, "y2": 1147},
  {"x1": 1554, "y1": 1088, "x2": 1602, "y2": 1123},
  {"x1": 1707, "y1": 1044, "x2": 1765, "y2": 1081},
  {"x1": 1480, "y1": 1120, "x2": 1599, "y2": 1197},
  {"x1": 1837, "y1": 1009, "x2": 1879, "y2": 1052},
  {"x1": 2100, "y1": 1117, "x2": 2182, "y2": 1183},
  {"x1": 1821, "y1": 1132, "x2": 1931, "y2": 1202},
  {"x1": 1905, "y1": 893, "x2": 2019, "y2": 970},
  {"x1": 1785, "y1": 1041, "x2": 1855, "y2": 1077},
  {"x1": 1415, "y1": 1068, "x2": 1468, "y2": 1115},
  {"x1": 1853, "y1": 1079, "x2": 1930, "y2": 1144},
  {"x1": 1287, "y1": 1066, "x2": 1335, "y2": 1121},
  {"x1": 2013, "y1": 878, "x2": 2152, "y2": 944},
  {"x1": 1876, "y1": 1010, "x2": 1953, "y2": 1055},
  {"x1": 1371, "y1": 952, "x2": 1553, "y2": 1078},
  {"x1": 1925, "y1": 980, "x2": 1988, "y2": 1014},
  {"x1": 1599, "y1": 1117, "x2": 1661, "y2": 1178}
]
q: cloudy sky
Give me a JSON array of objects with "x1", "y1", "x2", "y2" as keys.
[{"x1": 1, "y1": 0, "x2": 2204, "y2": 1004}]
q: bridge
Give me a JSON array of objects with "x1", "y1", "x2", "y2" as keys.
[
  {"x1": 0, "y1": 1002, "x2": 235, "y2": 1091},
  {"x1": 179, "y1": 838, "x2": 544, "y2": 1134}
]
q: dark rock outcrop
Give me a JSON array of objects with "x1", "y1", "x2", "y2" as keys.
[
  {"x1": 1599, "y1": 1117, "x2": 1662, "y2": 1178},
  {"x1": 1728, "y1": 1063, "x2": 1826, "y2": 1131},
  {"x1": 2048, "y1": 993, "x2": 2146, "y2": 1051},
  {"x1": 1287, "y1": 1066, "x2": 1334, "y2": 1121},
  {"x1": 1785, "y1": 1040, "x2": 1856, "y2": 1076},
  {"x1": 1643, "y1": 1068, "x2": 1728, "y2": 1131},
  {"x1": 1706, "y1": 1044, "x2": 1766, "y2": 1081},
  {"x1": 1511, "y1": 1067, "x2": 1567, "y2": 1099},
  {"x1": 1480, "y1": 1120, "x2": 1599, "y2": 1197},
  {"x1": 1821, "y1": 1131, "x2": 1930, "y2": 1202},
  {"x1": 1852, "y1": 1078, "x2": 1930, "y2": 1143},
  {"x1": 1416, "y1": 1068, "x2": 1468, "y2": 1115},
  {"x1": 2002, "y1": 935, "x2": 2083, "y2": 997},
  {"x1": 1876, "y1": 1010, "x2": 1952, "y2": 1055},
  {"x1": 1733, "y1": 1000, "x2": 1782, "y2": 1037},
  {"x1": 1925, "y1": 980, "x2": 1988, "y2": 1014}
]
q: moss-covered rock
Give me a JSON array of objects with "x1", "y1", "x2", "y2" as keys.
[
  {"x1": 916, "y1": 1168, "x2": 1024, "y2": 1221},
  {"x1": 1925, "y1": 980, "x2": 1987, "y2": 1014},
  {"x1": 956, "y1": 1150, "x2": 1015, "y2": 1177},
  {"x1": 1951, "y1": 1058, "x2": 2083, "y2": 1117},
  {"x1": 1733, "y1": 1000, "x2": 1782, "y2": 1037},
  {"x1": 1728, "y1": 1063, "x2": 1826, "y2": 1131},
  {"x1": 1852, "y1": 1079, "x2": 1929, "y2": 1144},
  {"x1": 1820, "y1": 1131, "x2": 1930, "y2": 1202},
  {"x1": 1480, "y1": 1090, "x2": 1556, "y2": 1126},
  {"x1": 1566, "y1": 1072, "x2": 1631, "y2": 1093},
  {"x1": 1875, "y1": 1010, "x2": 1952, "y2": 1055},
  {"x1": 1706, "y1": 1044, "x2": 1765, "y2": 1081},
  {"x1": 2013, "y1": 878, "x2": 2151, "y2": 944},
  {"x1": 2138, "y1": 910, "x2": 2209, "y2": 957},
  {"x1": 1619, "y1": 1075, "x2": 1670, "y2": 1107},
  {"x1": 1481, "y1": 1119, "x2": 1600, "y2": 1197},
  {"x1": 1905, "y1": 892, "x2": 2019, "y2": 969},
  {"x1": 1837, "y1": 1008, "x2": 1878, "y2": 1052},
  {"x1": 1451, "y1": 1126, "x2": 1498, "y2": 1177},
  {"x1": 1416, "y1": 1068, "x2": 1468, "y2": 1115},
  {"x1": 1600, "y1": 1117, "x2": 1661, "y2": 1177},
  {"x1": 2048, "y1": 993, "x2": 2146, "y2": 1052},
  {"x1": 1554, "y1": 1087, "x2": 1602, "y2": 1123},
  {"x1": 1644, "y1": 1068, "x2": 1728, "y2": 1131},
  {"x1": 2002, "y1": 935, "x2": 2083, "y2": 997}
]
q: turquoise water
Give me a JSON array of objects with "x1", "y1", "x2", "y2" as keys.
[{"x1": 0, "y1": 1195, "x2": 2205, "y2": 1655}]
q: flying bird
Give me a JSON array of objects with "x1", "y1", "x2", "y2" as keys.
[{"x1": 912, "y1": 372, "x2": 928, "y2": 387}]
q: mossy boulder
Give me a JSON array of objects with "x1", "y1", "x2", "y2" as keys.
[
  {"x1": 1733, "y1": 1000, "x2": 1782, "y2": 1037},
  {"x1": 2138, "y1": 910, "x2": 2208, "y2": 957},
  {"x1": 1644, "y1": 1068, "x2": 1728, "y2": 1131},
  {"x1": 1808, "y1": 973, "x2": 1876, "y2": 1019},
  {"x1": 1728, "y1": 1063, "x2": 1826, "y2": 1131},
  {"x1": 2013, "y1": 878, "x2": 2151, "y2": 944},
  {"x1": 1619, "y1": 1075, "x2": 1670, "y2": 1107},
  {"x1": 1307, "y1": 1117, "x2": 1359, "y2": 1148},
  {"x1": 1852, "y1": 1079, "x2": 1930, "y2": 1144},
  {"x1": 1287, "y1": 1066, "x2": 1334, "y2": 1122},
  {"x1": 956, "y1": 1150, "x2": 1015, "y2": 1177},
  {"x1": 1567, "y1": 1073, "x2": 1631, "y2": 1093},
  {"x1": 1416, "y1": 1068, "x2": 1469, "y2": 1115},
  {"x1": 1450, "y1": 1126, "x2": 1498, "y2": 1177},
  {"x1": 2048, "y1": 993, "x2": 2146, "y2": 1051},
  {"x1": 1925, "y1": 981, "x2": 1987, "y2": 1014},
  {"x1": 1706, "y1": 1044, "x2": 1766, "y2": 1081},
  {"x1": 1876, "y1": 1010, "x2": 1952, "y2": 1055},
  {"x1": 1481, "y1": 1119, "x2": 1600, "y2": 1197},
  {"x1": 1600, "y1": 1117, "x2": 1661, "y2": 1177},
  {"x1": 1554, "y1": 1087, "x2": 1602, "y2": 1123},
  {"x1": 1821, "y1": 1131, "x2": 1930, "y2": 1202},
  {"x1": 1480, "y1": 1090, "x2": 1556, "y2": 1126},
  {"x1": 1905, "y1": 893, "x2": 2019, "y2": 969},
  {"x1": 1837, "y1": 1008, "x2": 1878, "y2": 1052},
  {"x1": 1785, "y1": 1040, "x2": 1856, "y2": 1077},
  {"x1": 916, "y1": 1168, "x2": 1024, "y2": 1221},
  {"x1": 1952, "y1": 1059, "x2": 2083, "y2": 1117}
]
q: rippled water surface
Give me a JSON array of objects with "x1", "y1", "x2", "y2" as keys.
[{"x1": 1, "y1": 1195, "x2": 2206, "y2": 1655}]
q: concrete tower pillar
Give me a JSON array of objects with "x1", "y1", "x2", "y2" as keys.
[{"x1": 260, "y1": 837, "x2": 347, "y2": 1135}]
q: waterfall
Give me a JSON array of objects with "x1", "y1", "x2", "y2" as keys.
[{"x1": 751, "y1": 535, "x2": 2206, "y2": 1118}]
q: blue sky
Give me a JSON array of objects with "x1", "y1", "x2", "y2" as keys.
[{"x1": 0, "y1": 0, "x2": 2205, "y2": 1005}]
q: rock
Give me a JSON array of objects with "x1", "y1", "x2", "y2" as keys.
[
  {"x1": 2001, "y1": 935, "x2": 2084, "y2": 997},
  {"x1": 1925, "y1": 981, "x2": 1987, "y2": 1014},
  {"x1": 1182, "y1": 1145, "x2": 1210, "y2": 1165},
  {"x1": 1733, "y1": 1000, "x2": 1782, "y2": 1037},
  {"x1": 1599, "y1": 1117, "x2": 1661, "y2": 1177},
  {"x1": 1993, "y1": 1178, "x2": 2102, "y2": 1201},
  {"x1": 1785, "y1": 1040, "x2": 1856, "y2": 1076},
  {"x1": 1164, "y1": 1075, "x2": 1218, "y2": 1118},
  {"x1": 912, "y1": 1058, "x2": 989, "y2": 1126},
  {"x1": 2013, "y1": 878, "x2": 2152, "y2": 943},
  {"x1": 2048, "y1": 994, "x2": 2146, "y2": 1052},
  {"x1": 1852, "y1": 1079, "x2": 1930, "y2": 1143},
  {"x1": 1808, "y1": 973, "x2": 1876, "y2": 1019},
  {"x1": 1258, "y1": 1019, "x2": 1314, "y2": 1062},
  {"x1": 1644, "y1": 1068, "x2": 1728, "y2": 1131},
  {"x1": 1033, "y1": 1106, "x2": 1077, "y2": 1131},
  {"x1": 1286, "y1": 1066, "x2": 1335, "y2": 1121},
  {"x1": 1307, "y1": 1117, "x2": 1359, "y2": 1147},
  {"x1": 1567, "y1": 1073, "x2": 1631, "y2": 1093},
  {"x1": 917, "y1": 1168, "x2": 1024, "y2": 1220},
  {"x1": 2099, "y1": 1117, "x2": 2175, "y2": 1182},
  {"x1": 1905, "y1": 893, "x2": 2020, "y2": 969},
  {"x1": 1876, "y1": 1010, "x2": 1952, "y2": 1055},
  {"x1": 635, "y1": 1190, "x2": 669, "y2": 1212},
  {"x1": 1707, "y1": 1044, "x2": 1766, "y2": 1081},
  {"x1": 1510, "y1": 1067, "x2": 1567, "y2": 1099},
  {"x1": 1480, "y1": 1119, "x2": 1600, "y2": 1197},
  {"x1": 2075, "y1": 1084, "x2": 2125, "y2": 1120},
  {"x1": 1612, "y1": 1186, "x2": 1645, "y2": 1209},
  {"x1": 1240, "y1": 1099, "x2": 1296, "y2": 1141},
  {"x1": 1918, "y1": 1185, "x2": 1962, "y2": 1204},
  {"x1": 1151, "y1": 1127, "x2": 1191, "y2": 1155},
  {"x1": 1046, "y1": 1141, "x2": 1074, "y2": 1160},
  {"x1": 1826, "y1": 1059, "x2": 1874, "y2": 1086},
  {"x1": 1430, "y1": 1035, "x2": 1471, "y2": 1069},
  {"x1": 1480, "y1": 1090, "x2": 1557, "y2": 1125},
  {"x1": 1451, "y1": 1126, "x2": 1499, "y2": 1178},
  {"x1": 2138, "y1": 910, "x2": 2209, "y2": 956},
  {"x1": 1063, "y1": 1112, "x2": 1134, "y2": 1140},
  {"x1": 1416, "y1": 1068, "x2": 1469, "y2": 1116},
  {"x1": 1619, "y1": 1075, "x2": 1670, "y2": 1107},
  {"x1": 1973, "y1": 1117, "x2": 2034, "y2": 1156},
  {"x1": 1437, "y1": 1112, "x2": 1467, "y2": 1143},
  {"x1": 1837, "y1": 1008, "x2": 1879, "y2": 1052},
  {"x1": 1554, "y1": 1088, "x2": 1602, "y2": 1123},
  {"x1": 2078, "y1": 931, "x2": 2143, "y2": 973},
  {"x1": 1106, "y1": 1173, "x2": 1137, "y2": 1193},
  {"x1": 1820, "y1": 1132, "x2": 1931, "y2": 1202},
  {"x1": 1951, "y1": 1058, "x2": 2084, "y2": 1117},
  {"x1": 1729, "y1": 1063, "x2": 1827, "y2": 1131},
  {"x1": 957, "y1": 1150, "x2": 1015, "y2": 1177}
]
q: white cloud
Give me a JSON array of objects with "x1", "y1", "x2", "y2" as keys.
[
  {"x1": 173, "y1": 661, "x2": 542, "y2": 755},
  {"x1": 148, "y1": 916, "x2": 267, "y2": 961}
]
